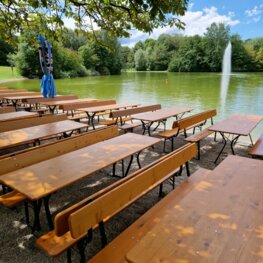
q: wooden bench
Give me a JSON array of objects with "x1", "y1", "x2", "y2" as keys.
[
  {"x1": 25, "y1": 95, "x2": 79, "y2": 106},
  {"x1": 159, "y1": 109, "x2": 217, "y2": 152},
  {"x1": 36, "y1": 143, "x2": 197, "y2": 262},
  {"x1": 249, "y1": 133, "x2": 263, "y2": 158},
  {"x1": 62, "y1": 100, "x2": 116, "y2": 118},
  {"x1": 99, "y1": 104, "x2": 161, "y2": 132},
  {"x1": 0, "y1": 126, "x2": 119, "y2": 213},
  {"x1": 88, "y1": 167, "x2": 211, "y2": 263},
  {"x1": 0, "y1": 106, "x2": 16, "y2": 114},
  {"x1": 0, "y1": 114, "x2": 67, "y2": 133}
]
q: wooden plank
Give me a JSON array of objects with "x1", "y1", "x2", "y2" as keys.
[
  {"x1": 111, "y1": 104, "x2": 161, "y2": 118},
  {"x1": 0, "y1": 126, "x2": 119, "y2": 175},
  {"x1": 68, "y1": 143, "x2": 197, "y2": 239},
  {"x1": 131, "y1": 108, "x2": 192, "y2": 122},
  {"x1": 0, "y1": 107, "x2": 16, "y2": 114},
  {"x1": 89, "y1": 168, "x2": 211, "y2": 263},
  {"x1": 23, "y1": 95, "x2": 78, "y2": 104},
  {"x1": 0, "y1": 111, "x2": 38, "y2": 122},
  {"x1": 249, "y1": 133, "x2": 263, "y2": 157},
  {"x1": 176, "y1": 109, "x2": 216, "y2": 130},
  {"x1": 0, "y1": 114, "x2": 67, "y2": 133},
  {"x1": 0, "y1": 120, "x2": 88, "y2": 150},
  {"x1": 61, "y1": 100, "x2": 116, "y2": 112},
  {"x1": 0, "y1": 133, "x2": 161, "y2": 200},
  {"x1": 125, "y1": 156, "x2": 263, "y2": 263},
  {"x1": 209, "y1": 114, "x2": 263, "y2": 136}
]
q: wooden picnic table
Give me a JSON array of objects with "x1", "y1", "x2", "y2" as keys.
[
  {"x1": 40, "y1": 98, "x2": 98, "y2": 113},
  {"x1": 0, "y1": 111, "x2": 38, "y2": 122},
  {"x1": 0, "y1": 133, "x2": 161, "y2": 231},
  {"x1": 3, "y1": 94, "x2": 43, "y2": 108},
  {"x1": 209, "y1": 114, "x2": 263, "y2": 163},
  {"x1": 0, "y1": 89, "x2": 26, "y2": 93},
  {"x1": 131, "y1": 107, "x2": 192, "y2": 136},
  {"x1": 78, "y1": 103, "x2": 140, "y2": 129},
  {"x1": 90, "y1": 155, "x2": 263, "y2": 263},
  {"x1": 0, "y1": 120, "x2": 88, "y2": 151}
]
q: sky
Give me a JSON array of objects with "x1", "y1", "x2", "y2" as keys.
[{"x1": 120, "y1": 0, "x2": 263, "y2": 47}]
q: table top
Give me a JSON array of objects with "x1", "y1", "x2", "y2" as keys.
[
  {"x1": 3, "y1": 94, "x2": 43, "y2": 100},
  {"x1": 0, "y1": 133, "x2": 161, "y2": 200},
  {"x1": 0, "y1": 89, "x2": 26, "y2": 93},
  {"x1": 131, "y1": 107, "x2": 192, "y2": 122},
  {"x1": 40, "y1": 98, "x2": 98, "y2": 106},
  {"x1": 0, "y1": 111, "x2": 38, "y2": 122},
  {"x1": 78, "y1": 103, "x2": 139, "y2": 113},
  {"x1": 125, "y1": 155, "x2": 263, "y2": 263},
  {"x1": 209, "y1": 114, "x2": 263, "y2": 136},
  {"x1": 0, "y1": 120, "x2": 87, "y2": 150},
  {"x1": 0, "y1": 92, "x2": 41, "y2": 99}
]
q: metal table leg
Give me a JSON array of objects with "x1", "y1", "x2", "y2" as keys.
[
  {"x1": 32, "y1": 199, "x2": 42, "y2": 232},
  {"x1": 43, "y1": 195, "x2": 54, "y2": 230}
]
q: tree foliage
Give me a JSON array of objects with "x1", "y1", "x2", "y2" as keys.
[{"x1": 0, "y1": 0, "x2": 188, "y2": 42}]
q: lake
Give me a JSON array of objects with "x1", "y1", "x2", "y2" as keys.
[{"x1": 1, "y1": 72, "x2": 263, "y2": 141}]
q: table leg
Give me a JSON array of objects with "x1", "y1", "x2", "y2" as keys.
[
  {"x1": 214, "y1": 132, "x2": 227, "y2": 164},
  {"x1": 43, "y1": 195, "x2": 54, "y2": 230},
  {"x1": 11, "y1": 99, "x2": 18, "y2": 110},
  {"x1": 32, "y1": 199, "x2": 42, "y2": 232},
  {"x1": 136, "y1": 151, "x2": 142, "y2": 169},
  {"x1": 142, "y1": 121, "x2": 153, "y2": 136},
  {"x1": 89, "y1": 113, "x2": 96, "y2": 130},
  {"x1": 124, "y1": 155, "x2": 134, "y2": 177},
  {"x1": 49, "y1": 105, "x2": 56, "y2": 114},
  {"x1": 249, "y1": 134, "x2": 254, "y2": 146},
  {"x1": 230, "y1": 135, "x2": 240, "y2": 155}
]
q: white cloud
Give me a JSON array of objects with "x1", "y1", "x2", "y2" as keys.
[
  {"x1": 245, "y1": 4, "x2": 263, "y2": 23},
  {"x1": 121, "y1": 6, "x2": 239, "y2": 47}
]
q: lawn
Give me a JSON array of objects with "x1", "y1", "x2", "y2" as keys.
[{"x1": 0, "y1": 66, "x2": 22, "y2": 80}]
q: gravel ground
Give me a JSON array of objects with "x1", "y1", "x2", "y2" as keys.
[{"x1": 0, "y1": 126, "x2": 253, "y2": 263}]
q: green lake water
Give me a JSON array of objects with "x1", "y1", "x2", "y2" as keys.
[{"x1": 1, "y1": 72, "x2": 263, "y2": 141}]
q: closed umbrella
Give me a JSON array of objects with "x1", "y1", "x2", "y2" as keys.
[{"x1": 38, "y1": 34, "x2": 56, "y2": 98}]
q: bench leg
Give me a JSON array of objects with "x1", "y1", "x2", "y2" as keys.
[
  {"x1": 24, "y1": 202, "x2": 30, "y2": 225},
  {"x1": 32, "y1": 199, "x2": 42, "y2": 232},
  {"x1": 67, "y1": 249, "x2": 72, "y2": 263},
  {"x1": 77, "y1": 240, "x2": 86, "y2": 263},
  {"x1": 185, "y1": 161, "x2": 190, "y2": 177},
  {"x1": 171, "y1": 138, "x2": 174, "y2": 152},
  {"x1": 163, "y1": 139, "x2": 166, "y2": 152},
  {"x1": 159, "y1": 183, "x2": 164, "y2": 197},
  {"x1": 197, "y1": 141, "x2": 201, "y2": 160},
  {"x1": 99, "y1": 221, "x2": 108, "y2": 248}
]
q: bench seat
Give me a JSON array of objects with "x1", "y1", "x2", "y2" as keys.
[
  {"x1": 0, "y1": 191, "x2": 27, "y2": 208},
  {"x1": 249, "y1": 133, "x2": 263, "y2": 158},
  {"x1": 185, "y1": 128, "x2": 214, "y2": 159},
  {"x1": 99, "y1": 117, "x2": 131, "y2": 126},
  {"x1": 119, "y1": 123, "x2": 141, "y2": 133}
]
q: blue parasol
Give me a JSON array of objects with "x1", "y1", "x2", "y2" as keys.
[{"x1": 38, "y1": 34, "x2": 56, "y2": 98}]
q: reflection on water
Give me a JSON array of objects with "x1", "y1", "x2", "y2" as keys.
[
  {"x1": 220, "y1": 73, "x2": 231, "y2": 111},
  {"x1": 2, "y1": 72, "x2": 263, "y2": 140}
]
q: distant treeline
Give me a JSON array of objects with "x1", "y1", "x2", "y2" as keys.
[
  {"x1": 0, "y1": 23, "x2": 262, "y2": 78},
  {"x1": 121, "y1": 23, "x2": 263, "y2": 72}
]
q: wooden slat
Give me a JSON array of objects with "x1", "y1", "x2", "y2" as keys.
[
  {"x1": 249, "y1": 133, "x2": 263, "y2": 157},
  {"x1": 0, "y1": 126, "x2": 119, "y2": 175},
  {"x1": 69, "y1": 143, "x2": 197, "y2": 239},
  {"x1": 110, "y1": 104, "x2": 161, "y2": 119},
  {"x1": 0, "y1": 114, "x2": 67, "y2": 132},
  {"x1": 0, "y1": 107, "x2": 16, "y2": 114},
  {"x1": 175, "y1": 109, "x2": 216, "y2": 130},
  {"x1": 61, "y1": 100, "x2": 116, "y2": 112},
  {"x1": 24, "y1": 95, "x2": 78, "y2": 104},
  {"x1": 185, "y1": 128, "x2": 214, "y2": 142},
  {"x1": 0, "y1": 111, "x2": 39, "y2": 122}
]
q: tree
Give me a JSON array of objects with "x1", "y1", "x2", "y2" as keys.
[
  {"x1": 203, "y1": 23, "x2": 230, "y2": 71},
  {"x1": 134, "y1": 48, "x2": 147, "y2": 71},
  {"x1": 0, "y1": 1, "x2": 188, "y2": 43},
  {"x1": 0, "y1": 39, "x2": 14, "y2": 66},
  {"x1": 6, "y1": 53, "x2": 16, "y2": 74},
  {"x1": 62, "y1": 30, "x2": 88, "y2": 51}
]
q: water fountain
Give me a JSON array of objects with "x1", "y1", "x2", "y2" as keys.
[{"x1": 220, "y1": 41, "x2": 232, "y2": 108}]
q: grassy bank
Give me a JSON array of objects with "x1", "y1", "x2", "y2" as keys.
[{"x1": 0, "y1": 66, "x2": 22, "y2": 80}]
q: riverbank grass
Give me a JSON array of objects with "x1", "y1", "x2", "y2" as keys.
[{"x1": 0, "y1": 66, "x2": 22, "y2": 80}]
